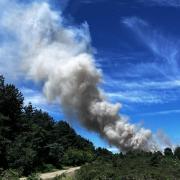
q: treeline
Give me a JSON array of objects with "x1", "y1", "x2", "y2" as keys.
[{"x1": 0, "y1": 76, "x2": 95, "y2": 177}]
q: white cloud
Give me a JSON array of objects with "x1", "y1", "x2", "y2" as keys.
[
  {"x1": 123, "y1": 17, "x2": 180, "y2": 78},
  {"x1": 139, "y1": 109, "x2": 180, "y2": 116},
  {"x1": 21, "y1": 87, "x2": 62, "y2": 117},
  {"x1": 105, "y1": 78, "x2": 180, "y2": 90},
  {"x1": 107, "y1": 91, "x2": 164, "y2": 104},
  {"x1": 103, "y1": 74, "x2": 180, "y2": 104},
  {"x1": 119, "y1": 17, "x2": 180, "y2": 105},
  {"x1": 22, "y1": 88, "x2": 46, "y2": 106},
  {"x1": 80, "y1": 0, "x2": 107, "y2": 4}
]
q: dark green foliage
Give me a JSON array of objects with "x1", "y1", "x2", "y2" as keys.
[
  {"x1": 27, "y1": 173, "x2": 40, "y2": 180},
  {"x1": 164, "y1": 147, "x2": 173, "y2": 157},
  {"x1": 174, "y1": 147, "x2": 180, "y2": 159},
  {"x1": 62, "y1": 149, "x2": 95, "y2": 166},
  {"x1": 0, "y1": 113, "x2": 11, "y2": 168},
  {"x1": 150, "y1": 151, "x2": 163, "y2": 167},
  {"x1": 39, "y1": 164, "x2": 56, "y2": 173},
  {"x1": 0, "y1": 169, "x2": 19, "y2": 180},
  {"x1": 0, "y1": 76, "x2": 23, "y2": 121},
  {"x1": 0, "y1": 75, "x2": 24, "y2": 168},
  {"x1": 96, "y1": 147, "x2": 113, "y2": 158},
  {"x1": 0, "y1": 76, "x2": 95, "y2": 176}
]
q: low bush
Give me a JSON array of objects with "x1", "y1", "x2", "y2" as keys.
[
  {"x1": 27, "y1": 173, "x2": 40, "y2": 180},
  {"x1": 0, "y1": 169, "x2": 19, "y2": 180}
]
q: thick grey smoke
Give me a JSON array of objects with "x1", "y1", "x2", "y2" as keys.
[{"x1": 0, "y1": 0, "x2": 158, "y2": 151}]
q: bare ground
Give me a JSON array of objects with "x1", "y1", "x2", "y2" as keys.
[{"x1": 20, "y1": 166, "x2": 81, "y2": 180}]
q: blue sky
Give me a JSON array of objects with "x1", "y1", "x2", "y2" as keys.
[{"x1": 2, "y1": 0, "x2": 180, "y2": 152}]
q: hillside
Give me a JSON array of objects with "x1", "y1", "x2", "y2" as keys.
[
  {"x1": 0, "y1": 76, "x2": 95, "y2": 177},
  {"x1": 1, "y1": 75, "x2": 180, "y2": 180},
  {"x1": 75, "y1": 149, "x2": 180, "y2": 180}
]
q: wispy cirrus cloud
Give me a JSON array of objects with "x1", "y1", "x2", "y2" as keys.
[
  {"x1": 100, "y1": 17, "x2": 180, "y2": 105},
  {"x1": 80, "y1": 0, "x2": 180, "y2": 7},
  {"x1": 123, "y1": 16, "x2": 180, "y2": 79},
  {"x1": 139, "y1": 109, "x2": 180, "y2": 116},
  {"x1": 106, "y1": 89, "x2": 179, "y2": 104},
  {"x1": 80, "y1": 0, "x2": 107, "y2": 4},
  {"x1": 139, "y1": 0, "x2": 180, "y2": 7},
  {"x1": 103, "y1": 74, "x2": 180, "y2": 104},
  {"x1": 123, "y1": 17, "x2": 180, "y2": 78},
  {"x1": 105, "y1": 79, "x2": 180, "y2": 90}
]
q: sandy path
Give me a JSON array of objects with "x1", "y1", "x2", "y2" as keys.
[{"x1": 20, "y1": 166, "x2": 81, "y2": 180}]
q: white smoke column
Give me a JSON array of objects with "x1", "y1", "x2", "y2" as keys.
[{"x1": 0, "y1": 0, "x2": 157, "y2": 151}]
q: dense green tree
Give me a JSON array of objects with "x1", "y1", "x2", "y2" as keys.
[
  {"x1": 174, "y1": 146, "x2": 180, "y2": 159},
  {"x1": 7, "y1": 135, "x2": 37, "y2": 175},
  {"x1": 96, "y1": 147, "x2": 112, "y2": 157},
  {"x1": 62, "y1": 148, "x2": 95, "y2": 166},
  {"x1": 164, "y1": 147, "x2": 173, "y2": 157},
  {"x1": 0, "y1": 113, "x2": 11, "y2": 168},
  {"x1": 0, "y1": 76, "x2": 95, "y2": 176},
  {"x1": 150, "y1": 151, "x2": 163, "y2": 167},
  {"x1": 47, "y1": 143, "x2": 64, "y2": 168},
  {"x1": 0, "y1": 76, "x2": 23, "y2": 120}
]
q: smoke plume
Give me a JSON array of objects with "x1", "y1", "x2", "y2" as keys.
[
  {"x1": 157, "y1": 130, "x2": 172, "y2": 148},
  {"x1": 0, "y1": 0, "x2": 158, "y2": 151}
]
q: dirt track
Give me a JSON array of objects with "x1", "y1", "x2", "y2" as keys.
[{"x1": 20, "y1": 166, "x2": 81, "y2": 180}]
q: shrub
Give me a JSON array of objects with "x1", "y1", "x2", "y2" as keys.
[
  {"x1": 0, "y1": 169, "x2": 19, "y2": 180},
  {"x1": 37, "y1": 164, "x2": 56, "y2": 173},
  {"x1": 164, "y1": 148, "x2": 173, "y2": 157},
  {"x1": 174, "y1": 147, "x2": 180, "y2": 159},
  {"x1": 27, "y1": 173, "x2": 40, "y2": 180},
  {"x1": 53, "y1": 173, "x2": 74, "y2": 180},
  {"x1": 62, "y1": 149, "x2": 94, "y2": 166}
]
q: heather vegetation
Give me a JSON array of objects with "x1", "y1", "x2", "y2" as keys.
[
  {"x1": 1, "y1": 75, "x2": 180, "y2": 180},
  {"x1": 74, "y1": 148, "x2": 180, "y2": 180}
]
